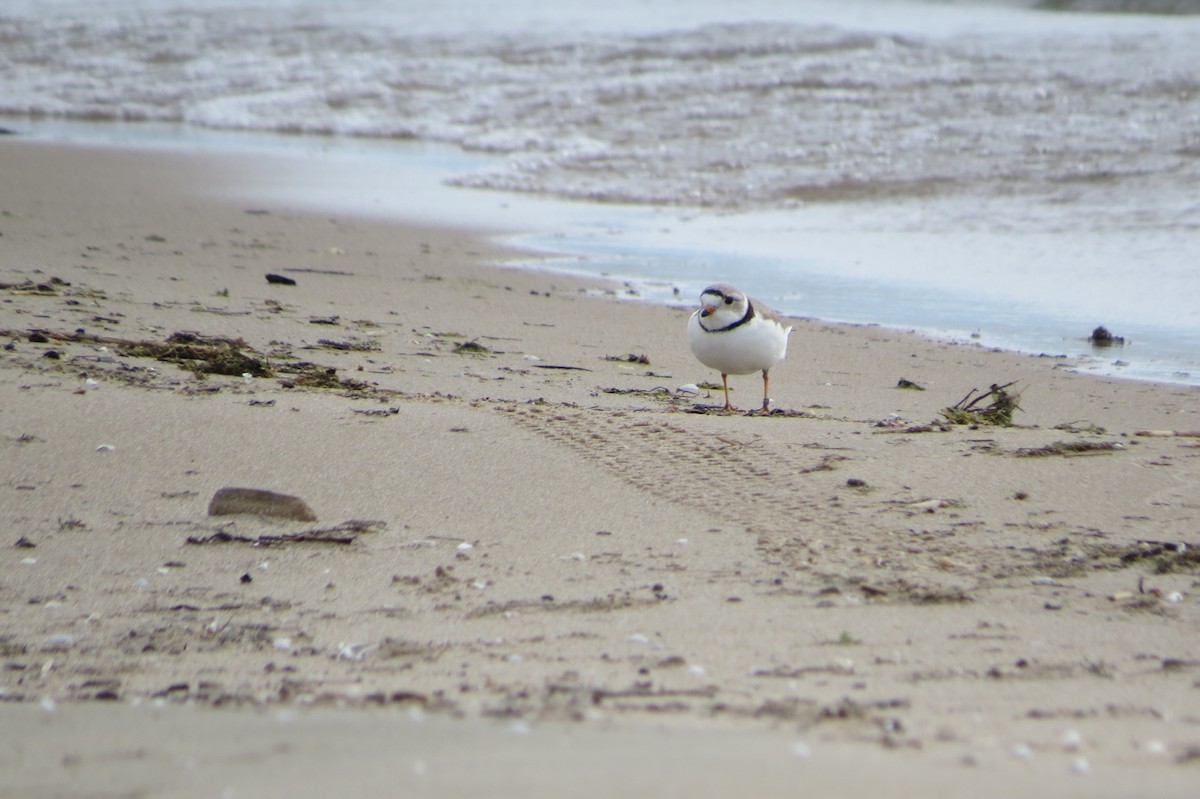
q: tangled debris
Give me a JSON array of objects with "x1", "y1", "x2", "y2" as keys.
[
  {"x1": 1093, "y1": 540, "x2": 1200, "y2": 575},
  {"x1": 186, "y1": 520, "x2": 384, "y2": 547},
  {"x1": 0, "y1": 276, "x2": 72, "y2": 295},
  {"x1": 117, "y1": 331, "x2": 273, "y2": 377},
  {"x1": 2, "y1": 327, "x2": 377, "y2": 391},
  {"x1": 941, "y1": 382, "x2": 1021, "y2": 426},
  {"x1": 315, "y1": 338, "x2": 381, "y2": 352},
  {"x1": 452, "y1": 340, "x2": 492, "y2": 354},
  {"x1": 278, "y1": 364, "x2": 371, "y2": 390},
  {"x1": 1014, "y1": 440, "x2": 1124, "y2": 457}
]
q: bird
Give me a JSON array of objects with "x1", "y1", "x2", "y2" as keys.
[{"x1": 686, "y1": 283, "x2": 792, "y2": 412}]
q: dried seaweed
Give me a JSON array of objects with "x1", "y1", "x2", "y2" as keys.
[
  {"x1": 1014, "y1": 440, "x2": 1123, "y2": 457},
  {"x1": 604, "y1": 353, "x2": 651, "y2": 365},
  {"x1": 315, "y1": 338, "x2": 381, "y2": 352},
  {"x1": 117, "y1": 331, "x2": 273, "y2": 377},
  {"x1": 0, "y1": 277, "x2": 71, "y2": 295},
  {"x1": 186, "y1": 520, "x2": 383, "y2": 547},
  {"x1": 453, "y1": 340, "x2": 491, "y2": 354},
  {"x1": 941, "y1": 382, "x2": 1021, "y2": 426},
  {"x1": 277, "y1": 362, "x2": 371, "y2": 390}
]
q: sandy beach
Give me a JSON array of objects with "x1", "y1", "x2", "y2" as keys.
[{"x1": 2, "y1": 139, "x2": 1199, "y2": 797}]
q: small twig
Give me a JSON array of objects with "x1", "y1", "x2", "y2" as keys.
[{"x1": 591, "y1": 686, "x2": 718, "y2": 701}]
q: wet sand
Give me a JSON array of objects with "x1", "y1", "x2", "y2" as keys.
[{"x1": 1, "y1": 139, "x2": 1199, "y2": 797}]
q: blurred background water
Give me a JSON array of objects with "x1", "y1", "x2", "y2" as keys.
[{"x1": 2, "y1": 0, "x2": 1198, "y2": 383}]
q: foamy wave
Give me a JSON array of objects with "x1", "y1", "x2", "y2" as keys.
[{"x1": 2, "y1": 3, "x2": 1199, "y2": 224}]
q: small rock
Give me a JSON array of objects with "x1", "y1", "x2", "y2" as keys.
[
  {"x1": 1089, "y1": 325, "x2": 1124, "y2": 346},
  {"x1": 265, "y1": 273, "x2": 297, "y2": 286},
  {"x1": 207, "y1": 487, "x2": 317, "y2": 521}
]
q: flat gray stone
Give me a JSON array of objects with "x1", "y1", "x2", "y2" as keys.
[{"x1": 207, "y1": 487, "x2": 317, "y2": 522}]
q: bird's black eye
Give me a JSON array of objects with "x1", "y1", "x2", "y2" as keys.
[{"x1": 725, "y1": 296, "x2": 734, "y2": 304}]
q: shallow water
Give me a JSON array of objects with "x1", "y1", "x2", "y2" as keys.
[{"x1": 2, "y1": 0, "x2": 1198, "y2": 383}]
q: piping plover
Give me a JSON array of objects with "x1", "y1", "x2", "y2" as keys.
[{"x1": 686, "y1": 283, "x2": 792, "y2": 412}]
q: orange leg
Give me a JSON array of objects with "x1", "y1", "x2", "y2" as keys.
[
  {"x1": 760, "y1": 370, "x2": 771, "y2": 412},
  {"x1": 721, "y1": 373, "x2": 735, "y2": 411}
]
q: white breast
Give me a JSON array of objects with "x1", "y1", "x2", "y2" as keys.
[{"x1": 687, "y1": 311, "x2": 791, "y2": 375}]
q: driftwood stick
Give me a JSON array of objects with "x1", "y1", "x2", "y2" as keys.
[
  {"x1": 961, "y1": 381, "x2": 1018, "y2": 411},
  {"x1": 953, "y1": 387, "x2": 978, "y2": 410},
  {"x1": 186, "y1": 520, "x2": 382, "y2": 547}
]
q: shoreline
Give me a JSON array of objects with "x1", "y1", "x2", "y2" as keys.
[
  {"x1": 2, "y1": 138, "x2": 1199, "y2": 796},
  {"x1": 5, "y1": 115, "x2": 1198, "y2": 387}
]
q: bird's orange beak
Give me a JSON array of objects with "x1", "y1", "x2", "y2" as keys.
[{"x1": 700, "y1": 304, "x2": 716, "y2": 318}]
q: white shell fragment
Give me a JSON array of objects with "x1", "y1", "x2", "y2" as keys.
[{"x1": 336, "y1": 642, "x2": 373, "y2": 661}]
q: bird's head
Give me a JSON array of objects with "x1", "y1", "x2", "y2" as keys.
[{"x1": 697, "y1": 284, "x2": 748, "y2": 328}]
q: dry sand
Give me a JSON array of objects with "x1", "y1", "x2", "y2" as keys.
[{"x1": 1, "y1": 139, "x2": 1199, "y2": 797}]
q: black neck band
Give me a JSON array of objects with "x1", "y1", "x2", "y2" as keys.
[{"x1": 707, "y1": 300, "x2": 755, "y2": 333}]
